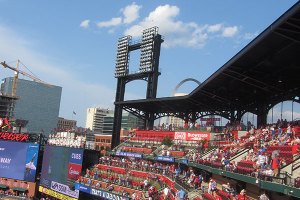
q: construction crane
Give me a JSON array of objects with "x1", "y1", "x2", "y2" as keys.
[{"x1": 0, "y1": 60, "x2": 51, "y2": 96}]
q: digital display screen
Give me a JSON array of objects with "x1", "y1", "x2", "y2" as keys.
[
  {"x1": 40, "y1": 145, "x2": 83, "y2": 188},
  {"x1": 0, "y1": 140, "x2": 39, "y2": 182}
]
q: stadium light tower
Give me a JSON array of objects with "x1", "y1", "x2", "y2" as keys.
[{"x1": 112, "y1": 27, "x2": 163, "y2": 148}]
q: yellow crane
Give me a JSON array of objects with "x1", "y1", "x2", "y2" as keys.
[{"x1": 0, "y1": 60, "x2": 51, "y2": 96}]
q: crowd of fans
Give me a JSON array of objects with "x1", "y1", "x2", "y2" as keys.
[
  {"x1": 80, "y1": 156, "x2": 178, "y2": 199},
  {"x1": 0, "y1": 189, "x2": 29, "y2": 199},
  {"x1": 47, "y1": 133, "x2": 85, "y2": 148},
  {"x1": 64, "y1": 120, "x2": 300, "y2": 199}
]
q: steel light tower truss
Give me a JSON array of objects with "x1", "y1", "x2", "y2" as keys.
[{"x1": 112, "y1": 27, "x2": 163, "y2": 148}]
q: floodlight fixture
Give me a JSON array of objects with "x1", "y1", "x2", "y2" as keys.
[{"x1": 115, "y1": 36, "x2": 132, "y2": 77}]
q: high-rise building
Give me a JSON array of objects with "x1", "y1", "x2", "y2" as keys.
[
  {"x1": 85, "y1": 108, "x2": 113, "y2": 132},
  {"x1": 1, "y1": 77, "x2": 62, "y2": 135},
  {"x1": 85, "y1": 107, "x2": 144, "y2": 134}
]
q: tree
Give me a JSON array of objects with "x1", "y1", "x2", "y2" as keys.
[{"x1": 162, "y1": 136, "x2": 173, "y2": 147}]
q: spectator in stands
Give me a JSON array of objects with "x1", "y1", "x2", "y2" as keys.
[
  {"x1": 107, "y1": 184, "x2": 114, "y2": 192},
  {"x1": 166, "y1": 150, "x2": 170, "y2": 157},
  {"x1": 148, "y1": 185, "x2": 156, "y2": 199},
  {"x1": 212, "y1": 190, "x2": 222, "y2": 200},
  {"x1": 163, "y1": 186, "x2": 169, "y2": 199},
  {"x1": 278, "y1": 126, "x2": 283, "y2": 138},
  {"x1": 264, "y1": 166, "x2": 274, "y2": 180},
  {"x1": 236, "y1": 189, "x2": 249, "y2": 200},
  {"x1": 194, "y1": 174, "x2": 203, "y2": 189},
  {"x1": 286, "y1": 123, "x2": 293, "y2": 137},
  {"x1": 230, "y1": 161, "x2": 237, "y2": 172},
  {"x1": 188, "y1": 170, "x2": 196, "y2": 185},
  {"x1": 175, "y1": 166, "x2": 181, "y2": 179},
  {"x1": 143, "y1": 178, "x2": 149, "y2": 190},
  {"x1": 176, "y1": 189, "x2": 186, "y2": 200},
  {"x1": 256, "y1": 152, "x2": 267, "y2": 167},
  {"x1": 259, "y1": 191, "x2": 270, "y2": 200},
  {"x1": 270, "y1": 125, "x2": 276, "y2": 139},
  {"x1": 280, "y1": 158, "x2": 287, "y2": 167},
  {"x1": 271, "y1": 154, "x2": 280, "y2": 177},
  {"x1": 291, "y1": 136, "x2": 300, "y2": 145},
  {"x1": 87, "y1": 178, "x2": 91, "y2": 186},
  {"x1": 184, "y1": 169, "x2": 190, "y2": 181},
  {"x1": 208, "y1": 178, "x2": 217, "y2": 194},
  {"x1": 295, "y1": 173, "x2": 300, "y2": 188},
  {"x1": 222, "y1": 182, "x2": 235, "y2": 196},
  {"x1": 131, "y1": 192, "x2": 137, "y2": 200}
]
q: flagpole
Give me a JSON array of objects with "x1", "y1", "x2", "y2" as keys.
[{"x1": 72, "y1": 111, "x2": 76, "y2": 120}]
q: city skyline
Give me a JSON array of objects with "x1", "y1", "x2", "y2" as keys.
[{"x1": 0, "y1": 1, "x2": 299, "y2": 127}]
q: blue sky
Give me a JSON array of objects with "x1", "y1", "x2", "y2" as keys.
[{"x1": 0, "y1": 0, "x2": 299, "y2": 127}]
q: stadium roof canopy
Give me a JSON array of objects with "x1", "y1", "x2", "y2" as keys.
[{"x1": 116, "y1": 2, "x2": 300, "y2": 116}]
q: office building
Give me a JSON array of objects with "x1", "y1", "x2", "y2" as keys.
[
  {"x1": 57, "y1": 117, "x2": 76, "y2": 131},
  {"x1": 103, "y1": 111, "x2": 144, "y2": 134},
  {"x1": 1, "y1": 77, "x2": 62, "y2": 135},
  {"x1": 168, "y1": 93, "x2": 187, "y2": 128},
  {"x1": 85, "y1": 107, "x2": 113, "y2": 132}
]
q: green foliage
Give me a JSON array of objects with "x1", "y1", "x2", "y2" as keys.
[{"x1": 162, "y1": 136, "x2": 173, "y2": 146}]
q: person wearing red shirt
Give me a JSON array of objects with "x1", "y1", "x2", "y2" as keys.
[
  {"x1": 236, "y1": 189, "x2": 249, "y2": 200},
  {"x1": 212, "y1": 190, "x2": 222, "y2": 200},
  {"x1": 271, "y1": 154, "x2": 280, "y2": 177}
]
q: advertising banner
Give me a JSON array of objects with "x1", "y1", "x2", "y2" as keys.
[
  {"x1": 74, "y1": 183, "x2": 90, "y2": 193},
  {"x1": 51, "y1": 181, "x2": 79, "y2": 198},
  {"x1": 0, "y1": 132, "x2": 29, "y2": 142},
  {"x1": 174, "y1": 132, "x2": 186, "y2": 140},
  {"x1": 69, "y1": 148, "x2": 83, "y2": 165},
  {"x1": 115, "y1": 151, "x2": 143, "y2": 158},
  {"x1": 156, "y1": 156, "x2": 175, "y2": 162},
  {"x1": 68, "y1": 163, "x2": 82, "y2": 180},
  {"x1": 174, "y1": 132, "x2": 210, "y2": 141},
  {"x1": 0, "y1": 141, "x2": 39, "y2": 182},
  {"x1": 75, "y1": 183, "x2": 129, "y2": 200},
  {"x1": 39, "y1": 186, "x2": 77, "y2": 200},
  {"x1": 40, "y1": 145, "x2": 83, "y2": 199},
  {"x1": 41, "y1": 146, "x2": 84, "y2": 185}
]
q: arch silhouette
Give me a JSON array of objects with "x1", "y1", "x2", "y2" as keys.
[{"x1": 172, "y1": 78, "x2": 201, "y2": 96}]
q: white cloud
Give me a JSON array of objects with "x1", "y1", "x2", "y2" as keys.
[
  {"x1": 122, "y1": 2, "x2": 142, "y2": 24},
  {"x1": 80, "y1": 19, "x2": 90, "y2": 29},
  {"x1": 124, "y1": 5, "x2": 240, "y2": 48},
  {"x1": 207, "y1": 24, "x2": 223, "y2": 33},
  {"x1": 97, "y1": 17, "x2": 122, "y2": 27},
  {"x1": 222, "y1": 26, "x2": 238, "y2": 37}
]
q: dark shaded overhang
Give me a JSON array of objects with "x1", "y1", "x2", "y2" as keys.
[{"x1": 116, "y1": 1, "x2": 300, "y2": 114}]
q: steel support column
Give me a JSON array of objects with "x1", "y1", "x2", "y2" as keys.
[
  {"x1": 112, "y1": 78, "x2": 126, "y2": 149},
  {"x1": 257, "y1": 104, "x2": 268, "y2": 128}
]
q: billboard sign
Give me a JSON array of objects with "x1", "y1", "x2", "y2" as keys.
[
  {"x1": 156, "y1": 156, "x2": 174, "y2": 162},
  {"x1": 51, "y1": 181, "x2": 79, "y2": 198},
  {"x1": 40, "y1": 145, "x2": 83, "y2": 198},
  {"x1": 0, "y1": 132, "x2": 29, "y2": 142},
  {"x1": 39, "y1": 186, "x2": 77, "y2": 200},
  {"x1": 115, "y1": 151, "x2": 143, "y2": 158},
  {"x1": 0, "y1": 141, "x2": 39, "y2": 182},
  {"x1": 174, "y1": 132, "x2": 210, "y2": 141},
  {"x1": 75, "y1": 183, "x2": 129, "y2": 200}
]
